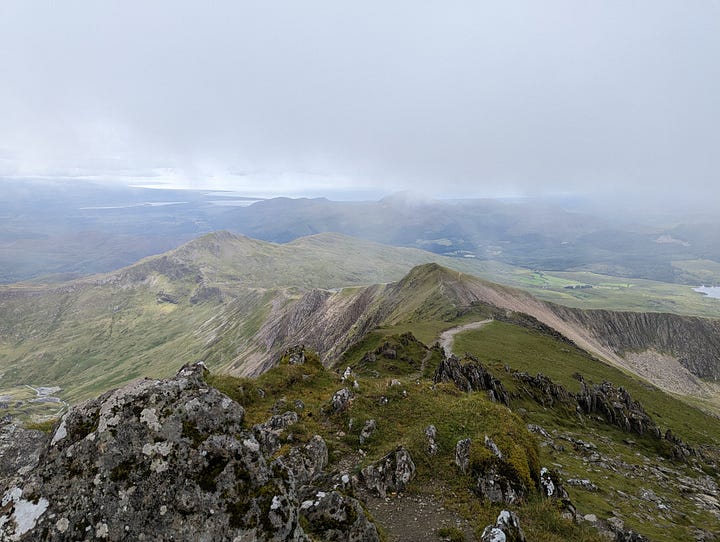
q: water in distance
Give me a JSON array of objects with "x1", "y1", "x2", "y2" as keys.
[{"x1": 693, "y1": 286, "x2": 720, "y2": 299}]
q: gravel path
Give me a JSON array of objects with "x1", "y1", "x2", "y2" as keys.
[
  {"x1": 361, "y1": 490, "x2": 475, "y2": 542},
  {"x1": 439, "y1": 319, "x2": 493, "y2": 357}
]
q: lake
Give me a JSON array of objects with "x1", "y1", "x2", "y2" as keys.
[{"x1": 693, "y1": 286, "x2": 720, "y2": 299}]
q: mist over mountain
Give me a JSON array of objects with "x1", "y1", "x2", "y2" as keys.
[{"x1": 3, "y1": 179, "x2": 720, "y2": 287}]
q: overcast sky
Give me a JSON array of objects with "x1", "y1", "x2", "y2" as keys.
[{"x1": 1, "y1": 1, "x2": 718, "y2": 200}]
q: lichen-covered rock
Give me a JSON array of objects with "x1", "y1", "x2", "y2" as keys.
[
  {"x1": 0, "y1": 363, "x2": 377, "y2": 542},
  {"x1": 359, "y1": 447, "x2": 416, "y2": 497},
  {"x1": 425, "y1": 425, "x2": 438, "y2": 456},
  {"x1": 481, "y1": 510, "x2": 526, "y2": 542},
  {"x1": 299, "y1": 490, "x2": 380, "y2": 542},
  {"x1": 455, "y1": 438, "x2": 471, "y2": 474},
  {"x1": 475, "y1": 465, "x2": 522, "y2": 505},
  {"x1": 359, "y1": 419, "x2": 377, "y2": 445},
  {"x1": 0, "y1": 417, "x2": 47, "y2": 488},
  {"x1": 280, "y1": 435, "x2": 328, "y2": 486},
  {"x1": 253, "y1": 410, "x2": 300, "y2": 455},
  {"x1": 331, "y1": 388, "x2": 353, "y2": 413},
  {"x1": 434, "y1": 355, "x2": 510, "y2": 405}
]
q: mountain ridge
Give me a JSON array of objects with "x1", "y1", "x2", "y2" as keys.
[{"x1": 1, "y1": 232, "x2": 719, "y2": 415}]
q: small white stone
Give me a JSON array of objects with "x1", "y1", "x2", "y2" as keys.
[
  {"x1": 56, "y1": 517, "x2": 69, "y2": 532},
  {"x1": 160, "y1": 505, "x2": 167, "y2": 516},
  {"x1": 270, "y1": 496, "x2": 282, "y2": 510},
  {"x1": 583, "y1": 513, "x2": 598, "y2": 523}
]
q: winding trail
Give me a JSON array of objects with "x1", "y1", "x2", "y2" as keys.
[{"x1": 439, "y1": 319, "x2": 493, "y2": 357}]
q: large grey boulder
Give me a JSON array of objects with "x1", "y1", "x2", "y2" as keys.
[{"x1": 0, "y1": 363, "x2": 378, "y2": 542}]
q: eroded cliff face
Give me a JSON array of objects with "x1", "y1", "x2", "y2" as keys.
[{"x1": 552, "y1": 306, "x2": 720, "y2": 382}]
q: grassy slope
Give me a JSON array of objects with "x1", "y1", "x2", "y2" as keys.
[
  {"x1": 208, "y1": 351, "x2": 603, "y2": 542},
  {"x1": 208, "y1": 317, "x2": 720, "y2": 541},
  {"x1": 452, "y1": 321, "x2": 720, "y2": 540},
  {"x1": 3, "y1": 231, "x2": 720, "y2": 416}
]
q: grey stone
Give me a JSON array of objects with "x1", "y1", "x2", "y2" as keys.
[
  {"x1": 485, "y1": 435, "x2": 504, "y2": 459},
  {"x1": 331, "y1": 388, "x2": 353, "y2": 413},
  {"x1": 0, "y1": 363, "x2": 378, "y2": 542},
  {"x1": 425, "y1": 425, "x2": 438, "y2": 456},
  {"x1": 481, "y1": 510, "x2": 526, "y2": 542},
  {"x1": 280, "y1": 435, "x2": 328, "y2": 486},
  {"x1": 455, "y1": 438, "x2": 471, "y2": 474},
  {"x1": 360, "y1": 447, "x2": 416, "y2": 497},
  {"x1": 299, "y1": 490, "x2": 380, "y2": 542},
  {"x1": 359, "y1": 419, "x2": 377, "y2": 445},
  {"x1": 475, "y1": 465, "x2": 521, "y2": 505}
]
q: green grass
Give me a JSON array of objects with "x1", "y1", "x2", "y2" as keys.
[
  {"x1": 453, "y1": 320, "x2": 720, "y2": 445},
  {"x1": 209, "y1": 342, "x2": 608, "y2": 541},
  {"x1": 448, "y1": 319, "x2": 720, "y2": 542}
]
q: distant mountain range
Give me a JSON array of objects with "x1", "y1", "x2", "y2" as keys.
[{"x1": 4, "y1": 179, "x2": 720, "y2": 286}]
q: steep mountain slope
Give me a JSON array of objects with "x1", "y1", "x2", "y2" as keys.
[
  {"x1": 227, "y1": 263, "x2": 720, "y2": 410},
  {"x1": 0, "y1": 232, "x2": 523, "y2": 404},
  {"x1": 3, "y1": 232, "x2": 720, "y2": 417}
]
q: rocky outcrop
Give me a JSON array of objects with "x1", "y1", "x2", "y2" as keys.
[
  {"x1": 280, "y1": 435, "x2": 328, "y2": 486},
  {"x1": 434, "y1": 355, "x2": 510, "y2": 405},
  {"x1": 516, "y1": 370, "x2": 697, "y2": 460},
  {"x1": 475, "y1": 465, "x2": 523, "y2": 505},
  {"x1": 330, "y1": 388, "x2": 354, "y2": 413},
  {"x1": 299, "y1": 490, "x2": 380, "y2": 542},
  {"x1": 253, "y1": 410, "x2": 299, "y2": 455},
  {"x1": 454, "y1": 437, "x2": 529, "y2": 505},
  {"x1": 359, "y1": 447, "x2": 416, "y2": 497},
  {"x1": 577, "y1": 378, "x2": 660, "y2": 437},
  {"x1": 0, "y1": 363, "x2": 379, "y2": 542},
  {"x1": 455, "y1": 438, "x2": 471, "y2": 474},
  {"x1": 0, "y1": 417, "x2": 47, "y2": 489},
  {"x1": 512, "y1": 371, "x2": 575, "y2": 408},
  {"x1": 539, "y1": 467, "x2": 576, "y2": 520},
  {"x1": 480, "y1": 510, "x2": 526, "y2": 542}
]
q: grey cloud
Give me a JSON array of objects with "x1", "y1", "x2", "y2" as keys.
[{"x1": 0, "y1": 1, "x2": 718, "y2": 200}]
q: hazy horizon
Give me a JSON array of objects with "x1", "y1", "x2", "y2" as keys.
[{"x1": 1, "y1": 1, "x2": 718, "y2": 207}]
